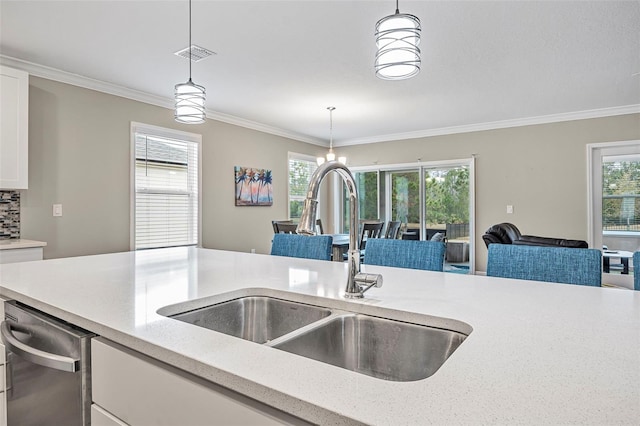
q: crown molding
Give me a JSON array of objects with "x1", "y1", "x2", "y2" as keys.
[
  {"x1": 2, "y1": 55, "x2": 637, "y2": 149},
  {"x1": 0, "y1": 55, "x2": 326, "y2": 147},
  {"x1": 337, "y1": 104, "x2": 640, "y2": 147}
]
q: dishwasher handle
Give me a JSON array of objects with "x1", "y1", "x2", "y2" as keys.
[{"x1": 1, "y1": 320, "x2": 79, "y2": 372}]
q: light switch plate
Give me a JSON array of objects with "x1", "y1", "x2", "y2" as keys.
[
  {"x1": 53, "y1": 204, "x2": 63, "y2": 217},
  {"x1": 506, "y1": 205, "x2": 514, "y2": 214}
]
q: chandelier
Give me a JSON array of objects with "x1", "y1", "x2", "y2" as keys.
[{"x1": 317, "y1": 107, "x2": 346, "y2": 165}]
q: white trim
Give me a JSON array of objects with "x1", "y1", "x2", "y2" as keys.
[
  {"x1": 468, "y1": 156, "x2": 476, "y2": 274},
  {"x1": 1, "y1": 55, "x2": 324, "y2": 147},
  {"x1": 287, "y1": 152, "x2": 317, "y2": 163},
  {"x1": 130, "y1": 122, "x2": 203, "y2": 250},
  {"x1": 131, "y1": 122, "x2": 201, "y2": 144},
  {"x1": 349, "y1": 158, "x2": 473, "y2": 172},
  {"x1": 3, "y1": 54, "x2": 637, "y2": 149},
  {"x1": 338, "y1": 105, "x2": 640, "y2": 147}
]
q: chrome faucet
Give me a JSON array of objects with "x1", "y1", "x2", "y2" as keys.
[{"x1": 296, "y1": 161, "x2": 383, "y2": 298}]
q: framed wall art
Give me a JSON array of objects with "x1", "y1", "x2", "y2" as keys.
[{"x1": 234, "y1": 166, "x2": 273, "y2": 206}]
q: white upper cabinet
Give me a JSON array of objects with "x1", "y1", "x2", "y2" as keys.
[{"x1": 0, "y1": 66, "x2": 29, "y2": 189}]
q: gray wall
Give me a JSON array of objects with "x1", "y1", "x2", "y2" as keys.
[
  {"x1": 336, "y1": 114, "x2": 640, "y2": 270},
  {"x1": 20, "y1": 76, "x2": 640, "y2": 271},
  {"x1": 21, "y1": 77, "x2": 325, "y2": 258}
]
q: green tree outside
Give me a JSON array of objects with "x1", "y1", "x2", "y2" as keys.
[{"x1": 602, "y1": 161, "x2": 640, "y2": 231}]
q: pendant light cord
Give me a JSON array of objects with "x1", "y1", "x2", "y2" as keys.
[
  {"x1": 395, "y1": 0, "x2": 399, "y2": 14},
  {"x1": 188, "y1": 0, "x2": 193, "y2": 81},
  {"x1": 328, "y1": 107, "x2": 335, "y2": 153}
]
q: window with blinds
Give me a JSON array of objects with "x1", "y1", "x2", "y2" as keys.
[
  {"x1": 133, "y1": 126, "x2": 200, "y2": 249},
  {"x1": 288, "y1": 154, "x2": 317, "y2": 220},
  {"x1": 602, "y1": 156, "x2": 640, "y2": 232}
]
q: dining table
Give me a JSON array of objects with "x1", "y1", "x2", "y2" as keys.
[{"x1": 602, "y1": 249, "x2": 634, "y2": 274}]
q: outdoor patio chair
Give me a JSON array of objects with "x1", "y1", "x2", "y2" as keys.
[
  {"x1": 270, "y1": 233, "x2": 333, "y2": 261},
  {"x1": 487, "y1": 244, "x2": 602, "y2": 287},
  {"x1": 363, "y1": 239, "x2": 446, "y2": 272},
  {"x1": 634, "y1": 251, "x2": 640, "y2": 291}
]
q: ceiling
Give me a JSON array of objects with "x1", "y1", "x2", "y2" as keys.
[{"x1": 1, "y1": 0, "x2": 639, "y2": 147}]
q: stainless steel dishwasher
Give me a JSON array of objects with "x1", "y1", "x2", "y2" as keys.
[{"x1": 1, "y1": 300, "x2": 95, "y2": 425}]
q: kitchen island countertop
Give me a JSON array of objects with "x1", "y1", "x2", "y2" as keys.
[{"x1": 0, "y1": 247, "x2": 638, "y2": 425}]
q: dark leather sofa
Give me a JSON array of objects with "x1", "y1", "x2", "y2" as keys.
[{"x1": 482, "y1": 222, "x2": 588, "y2": 249}]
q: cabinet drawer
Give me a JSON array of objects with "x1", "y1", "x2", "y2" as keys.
[{"x1": 92, "y1": 338, "x2": 303, "y2": 426}]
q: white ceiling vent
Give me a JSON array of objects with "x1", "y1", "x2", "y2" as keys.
[{"x1": 174, "y1": 45, "x2": 216, "y2": 62}]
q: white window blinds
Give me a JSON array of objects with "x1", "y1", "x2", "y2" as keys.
[
  {"x1": 602, "y1": 156, "x2": 640, "y2": 232},
  {"x1": 134, "y1": 129, "x2": 199, "y2": 249}
]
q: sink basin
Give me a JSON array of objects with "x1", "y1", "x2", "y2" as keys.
[
  {"x1": 160, "y1": 290, "x2": 471, "y2": 381},
  {"x1": 272, "y1": 314, "x2": 466, "y2": 382},
  {"x1": 169, "y1": 296, "x2": 332, "y2": 343}
]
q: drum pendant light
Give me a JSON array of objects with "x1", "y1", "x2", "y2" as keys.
[
  {"x1": 175, "y1": 0, "x2": 206, "y2": 123},
  {"x1": 375, "y1": 0, "x2": 421, "y2": 80}
]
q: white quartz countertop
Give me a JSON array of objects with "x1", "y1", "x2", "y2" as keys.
[
  {"x1": 0, "y1": 239, "x2": 46, "y2": 250},
  {"x1": 0, "y1": 247, "x2": 638, "y2": 425}
]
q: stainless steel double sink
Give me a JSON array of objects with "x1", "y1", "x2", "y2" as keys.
[{"x1": 158, "y1": 293, "x2": 470, "y2": 382}]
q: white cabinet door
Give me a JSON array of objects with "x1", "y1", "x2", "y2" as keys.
[
  {"x1": 0, "y1": 297, "x2": 6, "y2": 426},
  {"x1": 0, "y1": 247, "x2": 43, "y2": 264},
  {"x1": 0, "y1": 66, "x2": 29, "y2": 189},
  {"x1": 91, "y1": 338, "x2": 306, "y2": 426}
]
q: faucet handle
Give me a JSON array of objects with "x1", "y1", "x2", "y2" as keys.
[
  {"x1": 354, "y1": 273, "x2": 383, "y2": 288},
  {"x1": 352, "y1": 273, "x2": 383, "y2": 297}
]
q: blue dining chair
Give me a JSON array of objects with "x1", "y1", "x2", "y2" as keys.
[
  {"x1": 363, "y1": 239, "x2": 446, "y2": 272},
  {"x1": 270, "y1": 233, "x2": 333, "y2": 261},
  {"x1": 487, "y1": 244, "x2": 602, "y2": 287},
  {"x1": 633, "y1": 251, "x2": 640, "y2": 291}
]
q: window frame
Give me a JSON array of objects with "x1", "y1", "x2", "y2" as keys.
[
  {"x1": 587, "y1": 140, "x2": 640, "y2": 289},
  {"x1": 130, "y1": 122, "x2": 202, "y2": 250},
  {"x1": 287, "y1": 152, "x2": 318, "y2": 221}
]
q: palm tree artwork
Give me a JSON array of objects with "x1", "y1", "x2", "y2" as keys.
[{"x1": 235, "y1": 166, "x2": 273, "y2": 206}]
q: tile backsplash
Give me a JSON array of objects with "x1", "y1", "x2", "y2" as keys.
[{"x1": 0, "y1": 190, "x2": 20, "y2": 239}]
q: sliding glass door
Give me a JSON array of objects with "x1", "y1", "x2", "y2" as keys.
[
  {"x1": 389, "y1": 170, "x2": 420, "y2": 234},
  {"x1": 343, "y1": 171, "x2": 380, "y2": 232},
  {"x1": 424, "y1": 165, "x2": 471, "y2": 272},
  {"x1": 345, "y1": 158, "x2": 475, "y2": 273},
  {"x1": 588, "y1": 141, "x2": 640, "y2": 288}
]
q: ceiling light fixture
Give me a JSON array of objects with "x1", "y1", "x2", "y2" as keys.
[
  {"x1": 374, "y1": 0, "x2": 421, "y2": 80},
  {"x1": 175, "y1": 0, "x2": 206, "y2": 124},
  {"x1": 317, "y1": 107, "x2": 346, "y2": 166}
]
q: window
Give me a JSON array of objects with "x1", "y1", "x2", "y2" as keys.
[
  {"x1": 288, "y1": 153, "x2": 318, "y2": 220},
  {"x1": 602, "y1": 157, "x2": 640, "y2": 232},
  {"x1": 131, "y1": 123, "x2": 201, "y2": 250}
]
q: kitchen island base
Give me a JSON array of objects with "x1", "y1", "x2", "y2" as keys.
[{"x1": 91, "y1": 338, "x2": 310, "y2": 426}]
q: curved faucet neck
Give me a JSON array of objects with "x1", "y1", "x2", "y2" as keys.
[{"x1": 296, "y1": 161, "x2": 362, "y2": 296}]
